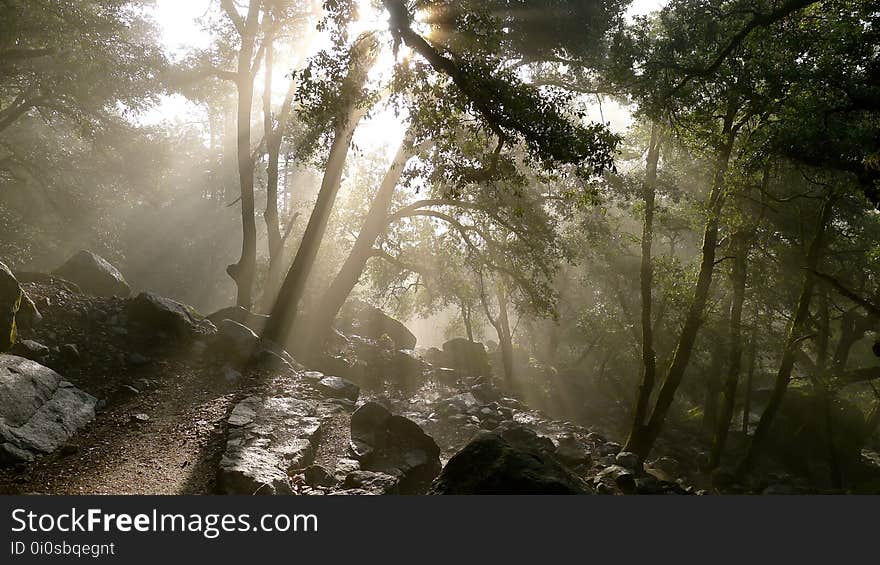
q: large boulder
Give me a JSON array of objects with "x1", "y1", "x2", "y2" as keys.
[
  {"x1": 52, "y1": 250, "x2": 130, "y2": 297},
  {"x1": 349, "y1": 402, "x2": 441, "y2": 494},
  {"x1": 442, "y1": 338, "x2": 491, "y2": 377},
  {"x1": 218, "y1": 394, "x2": 322, "y2": 495},
  {"x1": 430, "y1": 427, "x2": 592, "y2": 495},
  {"x1": 125, "y1": 292, "x2": 216, "y2": 338},
  {"x1": 212, "y1": 319, "x2": 259, "y2": 363},
  {"x1": 0, "y1": 355, "x2": 97, "y2": 463},
  {"x1": 206, "y1": 306, "x2": 269, "y2": 334},
  {"x1": 338, "y1": 300, "x2": 417, "y2": 350}
]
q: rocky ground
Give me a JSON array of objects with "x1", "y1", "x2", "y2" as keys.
[{"x1": 3, "y1": 261, "x2": 880, "y2": 495}]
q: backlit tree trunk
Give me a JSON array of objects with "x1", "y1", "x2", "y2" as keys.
[{"x1": 738, "y1": 195, "x2": 836, "y2": 476}]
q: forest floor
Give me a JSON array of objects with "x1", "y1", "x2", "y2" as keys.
[
  {"x1": 5, "y1": 279, "x2": 880, "y2": 494},
  {"x1": 0, "y1": 280, "x2": 256, "y2": 494}
]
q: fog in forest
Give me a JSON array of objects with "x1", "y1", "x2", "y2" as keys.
[{"x1": 1, "y1": 0, "x2": 879, "y2": 496}]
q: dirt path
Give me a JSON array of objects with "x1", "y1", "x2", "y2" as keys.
[{"x1": 0, "y1": 358, "x2": 246, "y2": 495}]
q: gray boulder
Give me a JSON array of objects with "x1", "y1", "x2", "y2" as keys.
[
  {"x1": 217, "y1": 395, "x2": 322, "y2": 495},
  {"x1": 125, "y1": 292, "x2": 215, "y2": 338},
  {"x1": 10, "y1": 339, "x2": 50, "y2": 362},
  {"x1": 317, "y1": 376, "x2": 360, "y2": 402},
  {"x1": 0, "y1": 355, "x2": 97, "y2": 463},
  {"x1": 52, "y1": 250, "x2": 130, "y2": 297},
  {"x1": 214, "y1": 319, "x2": 259, "y2": 362},
  {"x1": 349, "y1": 402, "x2": 441, "y2": 494},
  {"x1": 206, "y1": 306, "x2": 269, "y2": 334},
  {"x1": 442, "y1": 338, "x2": 491, "y2": 377},
  {"x1": 339, "y1": 300, "x2": 417, "y2": 350},
  {"x1": 430, "y1": 428, "x2": 592, "y2": 495}
]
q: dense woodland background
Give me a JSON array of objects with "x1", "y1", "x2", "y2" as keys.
[{"x1": 1, "y1": 0, "x2": 880, "y2": 493}]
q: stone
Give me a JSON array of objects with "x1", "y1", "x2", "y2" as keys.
[
  {"x1": 206, "y1": 306, "x2": 269, "y2": 334},
  {"x1": 317, "y1": 376, "x2": 360, "y2": 402},
  {"x1": 343, "y1": 470, "x2": 400, "y2": 494},
  {"x1": 596, "y1": 465, "x2": 636, "y2": 494},
  {"x1": 303, "y1": 465, "x2": 336, "y2": 488},
  {"x1": 10, "y1": 340, "x2": 49, "y2": 362},
  {"x1": 218, "y1": 394, "x2": 322, "y2": 495},
  {"x1": 0, "y1": 355, "x2": 97, "y2": 463},
  {"x1": 435, "y1": 392, "x2": 480, "y2": 415},
  {"x1": 338, "y1": 300, "x2": 417, "y2": 350},
  {"x1": 615, "y1": 451, "x2": 641, "y2": 471},
  {"x1": 131, "y1": 413, "x2": 150, "y2": 422},
  {"x1": 554, "y1": 435, "x2": 591, "y2": 466},
  {"x1": 349, "y1": 402, "x2": 441, "y2": 494},
  {"x1": 496, "y1": 423, "x2": 556, "y2": 455},
  {"x1": 126, "y1": 353, "x2": 151, "y2": 366},
  {"x1": 52, "y1": 250, "x2": 130, "y2": 297},
  {"x1": 214, "y1": 319, "x2": 260, "y2": 363},
  {"x1": 430, "y1": 430, "x2": 592, "y2": 495},
  {"x1": 441, "y1": 338, "x2": 491, "y2": 377},
  {"x1": 59, "y1": 344, "x2": 79, "y2": 361},
  {"x1": 125, "y1": 292, "x2": 216, "y2": 338},
  {"x1": 596, "y1": 441, "x2": 622, "y2": 456}
]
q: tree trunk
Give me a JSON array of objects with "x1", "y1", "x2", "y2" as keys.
[
  {"x1": 624, "y1": 127, "x2": 734, "y2": 458},
  {"x1": 742, "y1": 313, "x2": 758, "y2": 434},
  {"x1": 303, "y1": 133, "x2": 416, "y2": 354},
  {"x1": 711, "y1": 230, "x2": 750, "y2": 468},
  {"x1": 262, "y1": 36, "x2": 283, "y2": 311},
  {"x1": 626, "y1": 123, "x2": 662, "y2": 446},
  {"x1": 702, "y1": 337, "x2": 726, "y2": 441},
  {"x1": 737, "y1": 195, "x2": 836, "y2": 476},
  {"x1": 462, "y1": 299, "x2": 474, "y2": 342},
  {"x1": 262, "y1": 40, "x2": 378, "y2": 349},
  {"x1": 224, "y1": 0, "x2": 262, "y2": 309},
  {"x1": 496, "y1": 283, "x2": 514, "y2": 385}
]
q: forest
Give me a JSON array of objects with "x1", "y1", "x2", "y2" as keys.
[{"x1": 0, "y1": 0, "x2": 878, "y2": 495}]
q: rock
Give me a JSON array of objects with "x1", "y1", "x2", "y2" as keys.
[
  {"x1": 596, "y1": 465, "x2": 636, "y2": 494},
  {"x1": 218, "y1": 394, "x2": 322, "y2": 495},
  {"x1": 442, "y1": 338, "x2": 491, "y2": 377},
  {"x1": 222, "y1": 365, "x2": 242, "y2": 383},
  {"x1": 615, "y1": 451, "x2": 641, "y2": 471},
  {"x1": 554, "y1": 435, "x2": 591, "y2": 466},
  {"x1": 343, "y1": 470, "x2": 400, "y2": 494},
  {"x1": 125, "y1": 292, "x2": 215, "y2": 338},
  {"x1": 126, "y1": 353, "x2": 151, "y2": 366},
  {"x1": 0, "y1": 355, "x2": 97, "y2": 463},
  {"x1": 52, "y1": 250, "x2": 130, "y2": 297},
  {"x1": 496, "y1": 423, "x2": 556, "y2": 455},
  {"x1": 424, "y1": 347, "x2": 445, "y2": 366},
  {"x1": 339, "y1": 300, "x2": 417, "y2": 350},
  {"x1": 650, "y1": 456, "x2": 679, "y2": 476},
  {"x1": 427, "y1": 367, "x2": 458, "y2": 385},
  {"x1": 303, "y1": 465, "x2": 336, "y2": 488},
  {"x1": 206, "y1": 306, "x2": 269, "y2": 334},
  {"x1": 0, "y1": 262, "x2": 24, "y2": 352},
  {"x1": 59, "y1": 344, "x2": 80, "y2": 361},
  {"x1": 10, "y1": 340, "x2": 49, "y2": 362},
  {"x1": 349, "y1": 402, "x2": 441, "y2": 494},
  {"x1": 596, "y1": 441, "x2": 622, "y2": 456},
  {"x1": 317, "y1": 376, "x2": 360, "y2": 402},
  {"x1": 131, "y1": 413, "x2": 149, "y2": 422},
  {"x1": 214, "y1": 319, "x2": 259, "y2": 362},
  {"x1": 435, "y1": 392, "x2": 480, "y2": 415},
  {"x1": 430, "y1": 430, "x2": 592, "y2": 495}
]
